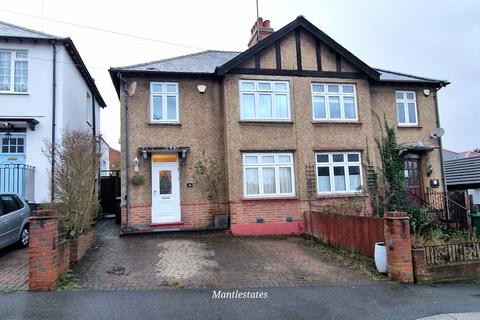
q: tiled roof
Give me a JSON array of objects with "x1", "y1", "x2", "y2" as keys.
[
  {"x1": 0, "y1": 20, "x2": 61, "y2": 39},
  {"x1": 112, "y1": 50, "x2": 241, "y2": 74},
  {"x1": 375, "y1": 68, "x2": 448, "y2": 85},
  {"x1": 445, "y1": 157, "x2": 480, "y2": 188}
]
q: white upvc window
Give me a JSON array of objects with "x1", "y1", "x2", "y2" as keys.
[
  {"x1": 396, "y1": 91, "x2": 418, "y2": 125},
  {"x1": 243, "y1": 153, "x2": 295, "y2": 197},
  {"x1": 150, "y1": 82, "x2": 179, "y2": 122},
  {"x1": 311, "y1": 83, "x2": 358, "y2": 121},
  {"x1": 239, "y1": 80, "x2": 290, "y2": 121},
  {"x1": 315, "y1": 152, "x2": 363, "y2": 194},
  {"x1": 86, "y1": 92, "x2": 92, "y2": 126},
  {"x1": 0, "y1": 50, "x2": 28, "y2": 93}
]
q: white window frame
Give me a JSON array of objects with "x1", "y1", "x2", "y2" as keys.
[
  {"x1": 239, "y1": 80, "x2": 291, "y2": 121},
  {"x1": 150, "y1": 82, "x2": 179, "y2": 123},
  {"x1": 311, "y1": 83, "x2": 358, "y2": 121},
  {"x1": 0, "y1": 50, "x2": 28, "y2": 93},
  {"x1": 315, "y1": 152, "x2": 363, "y2": 194},
  {"x1": 242, "y1": 152, "x2": 295, "y2": 198},
  {"x1": 86, "y1": 92, "x2": 92, "y2": 127},
  {"x1": 395, "y1": 90, "x2": 418, "y2": 126}
]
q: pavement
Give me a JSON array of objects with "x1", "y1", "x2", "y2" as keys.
[
  {"x1": 71, "y1": 219, "x2": 373, "y2": 290},
  {"x1": 1, "y1": 283, "x2": 480, "y2": 320}
]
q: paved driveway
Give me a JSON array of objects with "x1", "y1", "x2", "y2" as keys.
[
  {"x1": 72, "y1": 220, "x2": 373, "y2": 290},
  {"x1": 0, "y1": 246, "x2": 28, "y2": 292}
]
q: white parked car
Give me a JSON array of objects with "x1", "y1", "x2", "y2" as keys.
[{"x1": 0, "y1": 193, "x2": 31, "y2": 250}]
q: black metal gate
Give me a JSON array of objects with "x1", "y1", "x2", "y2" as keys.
[{"x1": 100, "y1": 170, "x2": 121, "y2": 223}]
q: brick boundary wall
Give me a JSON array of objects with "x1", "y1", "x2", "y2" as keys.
[
  {"x1": 384, "y1": 211, "x2": 414, "y2": 284},
  {"x1": 304, "y1": 211, "x2": 384, "y2": 257},
  {"x1": 29, "y1": 210, "x2": 97, "y2": 291},
  {"x1": 29, "y1": 210, "x2": 70, "y2": 291},
  {"x1": 70, "y1": 229, "x2": 97, "y2": 263},
  {"x1": 412, "y1": 248, "x2": 480, "y2": 283}
]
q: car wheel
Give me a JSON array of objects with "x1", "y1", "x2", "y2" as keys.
[{"x1": 18, "y1": 226, "x2": 30, "y2": 248}]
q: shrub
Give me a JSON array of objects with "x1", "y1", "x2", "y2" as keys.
[{"x1": 44, "y1": 129, "x2": 100, "y2": 239}]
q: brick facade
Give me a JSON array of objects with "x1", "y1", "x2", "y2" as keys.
[{"x1": 70, "y1": 229, "x2": 97, "y2": 263}]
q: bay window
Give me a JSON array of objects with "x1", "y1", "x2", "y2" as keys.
[
  {"x1": 239, "y1": 80, "x2": 290, "y2": 121},
  {"x1": 243, "y1": 153, "x2": 295, "y2": 197},
  {"x1": 315, "y1": 152, "x2": 363, "y2": 194}
]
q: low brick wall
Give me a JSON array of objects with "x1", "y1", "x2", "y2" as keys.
[
  {"x1": 29, "y1": 210, "x2": 70, "y2": 291},
  {"x1": 70, "y1": 229, "x2": 96, "y2": 263},
  {"x1": 412, "y1": 247, "x2": 480, "y2": 283},
  {"x1": 29, "y1": 210, "x2": 97, "y2": 291},
  {"x1": 304, "y1": 210, "x2": 384, "y2": 257}
]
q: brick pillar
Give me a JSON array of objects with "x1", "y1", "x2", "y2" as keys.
[
  {"x1": 29, "y1": 210, "x2": 61, "y2": 291},
  {"x1": 384, "y1": 211, "x2": 414, "y2": 283}
]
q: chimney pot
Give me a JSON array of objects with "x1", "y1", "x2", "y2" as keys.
[{"x1": 248, "y1": 17, "x2": 274, "y2": 48}]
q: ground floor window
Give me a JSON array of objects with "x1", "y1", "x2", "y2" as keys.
[
  {"x1": 315, "y1": 152, "x2": 362, "y2": 194},
  {"x1": 243, "y1": 152, "x2": 295, "y2": 197}
]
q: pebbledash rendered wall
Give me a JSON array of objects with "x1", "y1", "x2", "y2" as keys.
[{"x1": 119, "y1": 29, "x2": 443, "y2": 235}]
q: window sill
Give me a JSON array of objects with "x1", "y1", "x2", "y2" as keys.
[
  {"x1": 242, "y1": 196, "x2": 299, "y2": 201},
  {"x1": 0, "y1": 91, "x2": 29, "y2": 95},
  {"x1": 397, "y1": 125, "x2": 422, "y2": 129},
  {"x1": 316, "y1": 192, "x2": 367, "y2": 199},
  {"x1": 312, "y1": 121, "x2": 362, "y2": 125},
  {"x1": 239, "y1": 120, "x2": 293, "y2": 125},
  {"x1": 147, "y1": 122, "x2": 182, "y2": 126}
]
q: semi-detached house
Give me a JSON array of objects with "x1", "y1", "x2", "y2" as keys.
[{"x1": 109, "y1": 16, "x2": 449, "y2": 235}]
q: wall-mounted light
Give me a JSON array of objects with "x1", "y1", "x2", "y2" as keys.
[
  {"x1": 423, "y1": 89, "x2": 430, "y2": 97},
  {"x1": 133, "y1": 157, "x2": 139, "y2": 172},
  {"x1": 197, "y1": 84, "x2": 207, "y2": 94},
  {"x1": 426, "y1": 165, "x2": 433, "y2": 177},
  {"x1": 142, "y1": 149, "x2": 148, "y2": 160}
]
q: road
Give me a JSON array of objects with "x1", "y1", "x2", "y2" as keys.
[{"x1": 1, "y1": 283, "x2": 480, "y2": 320}]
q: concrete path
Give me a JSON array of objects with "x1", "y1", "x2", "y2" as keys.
[{"x1": 1, "y1": 283, "x2": 480, "y2": 320}]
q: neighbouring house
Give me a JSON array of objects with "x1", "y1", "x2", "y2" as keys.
[
  {"x1": 109, "y1": 147, "x2": 121, "y2": 170},
  {"x1": 445, "y1": 155, "x2": 480, "y2": 214},
  {"x1": 109, "y1": 16, "x2": 450, "y2": 235},
  {"x1": 0, "y1": 21, "x2": 106, "y2": 203},
  {"x1": 100, "y1": 136, "x2": 110, "y2": 175},
  {"x1": 443, "y1": 149, "x2": 480, "y2": 161}
]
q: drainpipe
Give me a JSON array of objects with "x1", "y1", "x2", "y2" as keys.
[
  {"x1": 50, "y1": 42, "x2": 57, "y2": 203},
  {"x1": 433, "y1": 86, "x2": 449, "y2": 218},
  {"x1": 119, "y1": 73, "x2": 131, "y2": 230}
]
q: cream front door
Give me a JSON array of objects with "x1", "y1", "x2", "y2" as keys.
[{"x1": 151, "y1": 160, "x2": 180, "y2": 223}]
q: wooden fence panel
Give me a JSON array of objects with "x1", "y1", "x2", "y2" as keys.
[{"x1": 304, "y1": 211, "x2": 384, "y2": 257}]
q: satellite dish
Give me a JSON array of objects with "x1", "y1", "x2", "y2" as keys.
[
  {"x1": 430, "y1": 127, "x2": 445, "y2": 139},
  {"x1": 127, "y1": 81, "x2": 137, "y2": 96}
]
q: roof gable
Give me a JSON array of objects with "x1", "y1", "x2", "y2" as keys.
[{"x1": 216, "y1": 16, "x2": 380, "y2": 79}]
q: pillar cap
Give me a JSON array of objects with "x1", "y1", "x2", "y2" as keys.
[
  {"x1": 32, "y1": 210, "x2": 59, "y2": 218},
  {"x1": 384, "y1": 211, "x2": 409, "y2": 219}
]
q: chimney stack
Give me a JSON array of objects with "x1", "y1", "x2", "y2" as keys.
[{"x1": 248, "y1": 17, "x2": 274, "y2": 48}]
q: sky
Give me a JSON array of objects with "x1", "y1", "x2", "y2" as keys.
[{"x1": 0, "y1": 0, "x2": 478, "y2": 152}]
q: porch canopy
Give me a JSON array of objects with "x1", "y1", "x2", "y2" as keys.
[
  {"x1": 445, "y1": 156, "x2": 480, "y2": 190},
  {"x1": 0, "y1": 118, "x2": 39, "y2": 131},
  {"x1": 137, "y1": 146, "x2": 190, "y2": 162}
]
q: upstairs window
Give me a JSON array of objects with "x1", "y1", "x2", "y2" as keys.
[
  {"x1": 396, "y1": 91, "x2": 418, "y2": 125},
  {"x1": 315, "y1": 152, "x2": 362, "y2": 194},
  {"x1": 239, "y1": 80, "x2": 290, "y2": 121},
  {"x1": 150, "y1": 82, "x2": 179, "y2": 123},
  {"x1": 0, "y1": 50, "x2": 28, "y2": 93},
  {"x1": 311, "y1": 83, "x2": 357, "y2": 121}
]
